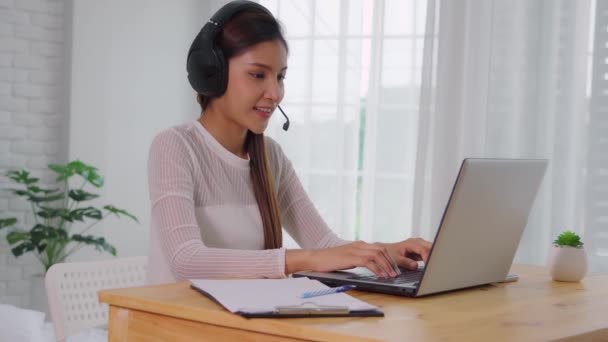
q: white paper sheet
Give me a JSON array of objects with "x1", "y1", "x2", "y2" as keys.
[{"x1": 189, "y1": 277, "x2": 378, "y2": 314}]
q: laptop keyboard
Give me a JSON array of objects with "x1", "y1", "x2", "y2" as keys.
[{"x1": 348, "y1": 269, "x2": 423, "y2": 285}]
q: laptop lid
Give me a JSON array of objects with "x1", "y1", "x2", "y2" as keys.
[
  {"x1": 294, "y1": 158, "x2": 548, "y2": 297},
  {"x1": 415, "y1": 158, "x2": 547, "y2": 295}
]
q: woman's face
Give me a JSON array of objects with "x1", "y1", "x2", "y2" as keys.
[{"x1": 214, "y1": 39, "x2": 288, "y2": 135}]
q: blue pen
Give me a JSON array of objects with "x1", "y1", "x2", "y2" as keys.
[{"x1": 299, "y1": 285, "x2": 357, "y2": 299}]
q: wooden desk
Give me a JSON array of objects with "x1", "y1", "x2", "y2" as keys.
[{"x1": 98, "y1": 265, "x2": 608, "y2": 341}]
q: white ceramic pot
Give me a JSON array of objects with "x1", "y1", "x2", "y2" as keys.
[{"x1": 547, "y1": 246, "x2": 588, "y2": 282}]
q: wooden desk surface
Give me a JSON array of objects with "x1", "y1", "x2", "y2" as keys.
[{"x1": 99, "y1": 265, "x2": 608, "y2": 341}]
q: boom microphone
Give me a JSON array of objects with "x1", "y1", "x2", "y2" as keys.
[{"x1": 277, "y1": 105, "x2": 290, "y2": 131}]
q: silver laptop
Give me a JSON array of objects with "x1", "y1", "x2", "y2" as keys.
[{"x1": 294, "y1": 158, "x2": 548, "y2": 297}]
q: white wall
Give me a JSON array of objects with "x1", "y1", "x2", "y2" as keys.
[
  {"x1": 1, "y1": 0, "x2": 224, "y2": 312},
  {"x1": 0, "y1": 0, "x2": 70, "y2": 310},
  {"x1": 69, "y1": 0, "x2": 208, "y2": 261}
]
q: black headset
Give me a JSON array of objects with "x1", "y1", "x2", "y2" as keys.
[{"x1": 186, "y1": 1, "x2": 272, "y2": 97}]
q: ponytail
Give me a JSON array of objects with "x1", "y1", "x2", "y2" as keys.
[{"x1": 246, "y1": 131, "x2": 282, "y2": 249}]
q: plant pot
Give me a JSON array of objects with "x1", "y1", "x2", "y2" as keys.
[{"x1": 547, "y1": 246, "x2": 588, "y2": 282}]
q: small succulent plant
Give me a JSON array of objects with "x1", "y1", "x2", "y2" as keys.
[{"x1": 553, "y1": 230, "x2": 583, "y2": 248}]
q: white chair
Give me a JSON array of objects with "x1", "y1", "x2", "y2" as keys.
[{"x1": 45, "y1": 256, "x2": 148, "y2": 341}]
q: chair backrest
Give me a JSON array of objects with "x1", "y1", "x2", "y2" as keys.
[{"x1": 45, "y1": 256, "x2": 148, "y2": 341}]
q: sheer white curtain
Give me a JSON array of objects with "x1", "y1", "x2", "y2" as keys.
[
  {"x1": 414, "y1": 0, "x2": 607, "y2": 270},
  {"x1": 256, "y1": 0, "x2": 428, "y2": 247},
  {"x1": 200, "y1": 0, "x2": 608, "y2": 271}
]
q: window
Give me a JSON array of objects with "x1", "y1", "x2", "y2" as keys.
[
  {"x1": 587, "y1": 0, "x2": 608, "y2": 270},
  {"x1": 259, "y1": 0, "x2": 429, "y2": 245}
]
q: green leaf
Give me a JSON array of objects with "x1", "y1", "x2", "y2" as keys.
[
  {"x1": 36, "y1": 242, "x2": 47, "y2": 254},
  {"x1": 55, "y1": 228, "x2": 69, "y2": 240},
  {"x1": 9, "y1": 189, "x2": 63, "y2": 203},
  {"x1": 6, "y1": 170, "x2": 25, "y2": 182},
  {"x1": 66, "y1": 160, "x2": 88, "y2": 170},
  {"x1": 60, "y1": 211, "x2": 73, "y2": 222},
  {"x1": 7, "y1": 168, "x2": 63, "y2": 203},
  {"x1": 70, "y1": 207, "x2": 102, "y2": 221},
  {"x1": 6, "y1": 170, "x2": 39, "y2": 185},
  {"x1": 23, "y1": 225, "x2": 68, "y2": 257},
  {"x1": 30, "y1": 224, "x2": 50, "y2": 246},
  {"x1": 11, "y1": 242, "x2": 35, "y2": 257},
  {"x1": 37, "y1": 207, "x2": 72, "y2": 222},
  {"x1": 6, "y1": 230, "x2": 30, "y2": 244},
  {"x1": 10, "y1": 189, "x2": 32, "y2": 197},
  {"x1": 36, "y1": 207, "x2": 57, "y2": 219},
  {"x1": 29, "y1": 224, "x2": 67, "y2": 245},
  {"x1": 56, "y1": 160, "x2": 105, "y2": 188},
  {"x1": 68, "y1": 189, "x2": 99, "y2": 202},
  {"x1": 71, "y1": 234, "x2": 117, "y2": 256},
  {"x1": 48, "y1": 164, "x2": 73, "y2": 182},
  {"x1": 27, "y1": 186, "x2": 59, "y2": 194},
  {"x1": 553, "y1": 230, "x2": 584, "y2": 248},
  {"x1": 80, "y1": 170, "x2": 104, "y2": 188},
  {"x1": 27, "y1": 186, "x2": 42, "y2": 193},
  {"x1": 0, "y1": 218, "x2": 17, "y2": 229},
  {"x1": 31, "y1": 223, "x2": 60, "y2": 236},
  {"x1": 104, "y1": 205, "x2": 139, "y2": 223},
  {"x1": 28, "y1": 193, "x2": 64, "y2": 204}
]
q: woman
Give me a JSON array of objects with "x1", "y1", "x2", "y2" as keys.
[{"x1": 146, "y1": 0, "x2": 431, "y2": 284}]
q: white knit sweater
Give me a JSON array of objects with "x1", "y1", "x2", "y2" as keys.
[{"x1": 146, "y1": 120, "x2": 348, "y2": 284}]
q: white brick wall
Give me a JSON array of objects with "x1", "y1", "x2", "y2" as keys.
[{"x1": 0, "y1": 0, "x2": 69, "y2": 312}]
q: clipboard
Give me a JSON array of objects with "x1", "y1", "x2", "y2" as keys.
[
  {"x1": 238, "y1": 304, "x2": 384, "y2": 318},
  {"x1": 189, "y1": 278, "x2": 384, "y2": 318}
]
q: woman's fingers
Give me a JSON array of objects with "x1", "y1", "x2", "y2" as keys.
[
  {"x1": 419, "y1": 239, "x2": 432, "y2": 259},
  {"x1": 359, "y1": 245, "x2": 397, "y2": 278},
  {"x1": 404, "y1": 238, "x2": 432, "y2": 262},
  {"x1": 378, "y1": 246, "x2": 399, "y2": 277},
  {"x1": 363, "y1": 259, "x2": 387, "y2": 278},
  {"x1": 396, "y1": 255, "x2": 419, "y2": 270},
  {"x1": 415, "y1": 244, "x2": 431, "y2": 262}
]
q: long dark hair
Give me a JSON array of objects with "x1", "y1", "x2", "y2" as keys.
[{"x1": 198, "y1": 8, "x2": 288, "y2": 250}]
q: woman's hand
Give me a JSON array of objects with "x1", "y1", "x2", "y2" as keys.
[
  {"x1": 287, "y1": 241, "x2": 400, "y2": 278},
  {"x1": 380, "y1": 238, "x2": 432, "y2": 271},
  {"x1": 285, "y1": 238, "x2": 433, "y2": 277}
]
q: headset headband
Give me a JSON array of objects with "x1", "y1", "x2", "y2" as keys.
[{"x1": 209, "y1": 1, "x2": 271, "y2": 28}]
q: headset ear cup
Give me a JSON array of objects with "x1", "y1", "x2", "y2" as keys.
[
  {"x1": 187, "y1": 49, "x2": 225, "y2": 96},
  {"x1": 187, "y1": 24, "x2": 228, "y2": 97}
]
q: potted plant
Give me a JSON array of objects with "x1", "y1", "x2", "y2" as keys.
[
  {"x1": 547, "y1": 230, "x2": 587, "y2": 282},
  {"x1": 0, "y1": 160, "x2": 138, "y2": 272}
]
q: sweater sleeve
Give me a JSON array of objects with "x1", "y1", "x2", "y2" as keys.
[
  {"x1": 266, "y1": 138, "x2": 351, "y2": 249},
  {"x1": 148, "y1": 129, "x2": 287, "y2": 280}
]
